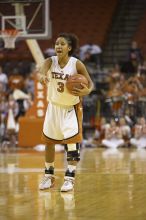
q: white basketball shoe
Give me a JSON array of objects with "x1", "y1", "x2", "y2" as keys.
[
  {"x1": 60, "y1": 177, "x2": 74, "y2": 192},
  {"x1": 39, "y1": 174, "x2": 55, "y2": 190},
  {"x1": 39, "y1": 167, "x2": 55, "y2": 190}
]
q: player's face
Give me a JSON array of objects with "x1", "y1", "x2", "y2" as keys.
[{"x1": 55, "y1": 37, "x2": 70, "y2": 57}]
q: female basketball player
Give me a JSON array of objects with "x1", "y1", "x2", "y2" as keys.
[{"x1": 38, "y1": 33, "x2": 94, "y2": 192}]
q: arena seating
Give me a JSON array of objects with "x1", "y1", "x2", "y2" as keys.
[
  {"x1": 0, "y1": 0, "x2": 119, "y2": 61},
  {"x1": 133, "y1": 12, "x2": 146, "y2": 57}
]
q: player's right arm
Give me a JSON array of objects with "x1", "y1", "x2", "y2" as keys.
[{"x1": 37, "y1": 58, "x2": 52, "y2": 85}]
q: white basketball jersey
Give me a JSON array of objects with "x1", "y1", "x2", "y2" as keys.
[{"x1": 47, "y1": 56, "x2": 80, "y2": 106}]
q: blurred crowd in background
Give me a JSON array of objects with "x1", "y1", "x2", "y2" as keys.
[{"x1": 0, "y1": 39, "x2": 146, "y2": 151}]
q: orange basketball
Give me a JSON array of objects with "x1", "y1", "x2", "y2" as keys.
[{"x1": 66, "y1": 74, "x2": 88, "y2": 93}]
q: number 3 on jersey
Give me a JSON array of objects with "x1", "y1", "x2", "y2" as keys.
[{"x1": 57, "y1": 82, "x2": 64, "y2": 93}]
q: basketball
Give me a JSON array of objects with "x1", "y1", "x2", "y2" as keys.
[{"x1": 66, "y1": 74, "x2": 88, "y2": 93}]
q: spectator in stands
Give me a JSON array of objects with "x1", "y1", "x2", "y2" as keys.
[
  {"x1": 44, "y1": 46, "x2": 55, "y2": 58},
  {"x1": 82, "y1": 117, "x2": 110, "y2": 148},
  {"x1": 127, "y1": 41, "x2": 143, "y2": 66},
  {"x1": 137, "y1": 60, "x2": 146, "y2": 88},
  {"x1": 8, "y1": 70, "x2": 30, "y2": 120},
  {"x1": 107, "y1": 71, "x2": 124, "y2": 118},
  {"x1": 23, "y1": 92, "x2": 34, "y2": 112},
  {"x1": 12, "y1": 89, "x2": 30, "y2": 120},
  {"x1": 137, "y1": 60, "x2": 146, "y2": 76},
  {"x1": 122, "y1": 75, "x2": 144, "y2": 119},
  {"x1": 8, "y1": 70, "x2": 25, "y2": 92},
  {"x1": 123, "y1": 41, "x2": 144, "y2": 76},
  {"x1": 7, "y1": 94, "x2": 19, "y2": 121},
  {"x1": 119, "y1": 117, "x2": 131, "y2": 146},
  {"x1": 0, "y1": 94, "x2": 19, "y2": 151},
  {"x1": 101, "y1": 118, "x2": 125, "y2": 148},
  {"x1": 17, "y1": 61, "x2": 32, "y2": 77},
  {"x1": 0, "y1": 94, "x2": 18, "y2": 147},
  {"x1": 82, "y1": 118, "x2": 101, "y2": 148},
  {"x1": 108, "y1": 63, "x2": 124, "y2": 91},
  {"x1": 100, "y1": 117, "x2": 110, "y2": 139},
  {"x1": 130, "y1": 117, "x2": 146, "y2": 148},
  {"x1": 79, "y1": 43, "x2": 90, "y2": 61},
  {"x1": 0, "y1": 96, "x2": 8, "y2": 138},
  {"x1": 0, "y1": 66, "x2": 8, "y2": 92},
  {"x1": 80, "y1": 42, "x2": 102, "y2": 67},
  {"x1": 24, "y1": 72, "x2": 35, "y2": 99}
]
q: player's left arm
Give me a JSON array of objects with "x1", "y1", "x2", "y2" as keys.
[{"x1": 76, "y1": 60, "x2": 94, "y2": 96}]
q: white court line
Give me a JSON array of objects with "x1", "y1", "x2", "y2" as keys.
[{"x1": 0, "y1": 167, "x2": 87, "y2": 174}]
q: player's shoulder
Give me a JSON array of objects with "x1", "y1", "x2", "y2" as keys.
[
  {"x1": 69, "y1": 56, "x2": 78, "y2": 62},
  {"x1": 70, "y1": 56, "x2": 83, "y2": 64},
  {"x1": 45, "y1": 56, "x2": 56, "y2": 64},
  {"x1": 76, "y1": 57, "x2": 86, "y2": 69},
  {"x1": 50, "y1": 55, "x2": 57, "y2": 60},
  {"x1": 44, "y1": 57, "x2": 52, "y2": 64}
]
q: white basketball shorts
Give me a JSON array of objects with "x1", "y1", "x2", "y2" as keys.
[{"x1": 42, "y1": 102, "x2": 83, "y2": 144}]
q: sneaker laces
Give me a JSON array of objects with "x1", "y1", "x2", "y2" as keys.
[
  {"x1": 63, "y1": 178, "x2": 74, "y2": 186},
  {"x1": 40, "y1": 175, "x2": 52, "y2": 184}
]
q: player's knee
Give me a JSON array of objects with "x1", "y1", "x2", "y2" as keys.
[{"x1": 65, "y1": 143, "x2": 80, "y2": 161}]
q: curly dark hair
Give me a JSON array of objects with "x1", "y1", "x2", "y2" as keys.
[{"x1": 57, "y1": 32, "x2": 79, "y2": 56}]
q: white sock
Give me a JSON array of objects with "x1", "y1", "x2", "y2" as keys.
[
  {"x1": 45, "y1": 162, "x2": 54, "y2": 169},
  {"x1": 67, "y1": 165, "x2": 76, "y2": 173}
]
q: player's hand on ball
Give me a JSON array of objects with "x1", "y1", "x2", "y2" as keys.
[{"x1": 72, "y1": 83, "x2": 90, "y2": 96}]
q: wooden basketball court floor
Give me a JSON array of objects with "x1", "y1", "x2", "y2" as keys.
[{"x1": 0, "y1": 147, "x2": 146, "y2": 220}]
